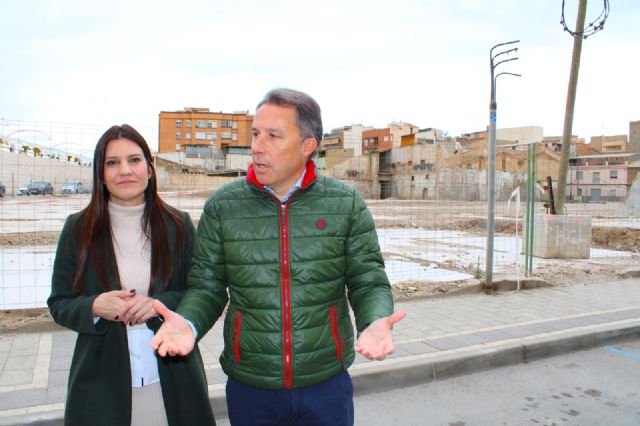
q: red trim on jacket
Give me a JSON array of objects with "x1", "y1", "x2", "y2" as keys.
[
  {"x1": 233, "y1": 311, "x2": 242, "y2": 365},
  {"x1": 246, "y1": 160, "x2": 318, "y2": 190},
  {"x1": 329, "y1": 306, "x2": 344, "y2": 360}
]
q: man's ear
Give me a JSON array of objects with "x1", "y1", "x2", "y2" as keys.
[{"x1": 303, "y1": 137, "x2": 318, "y2": 158}]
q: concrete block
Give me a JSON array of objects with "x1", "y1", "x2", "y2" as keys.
[
  {"x1": 618, "y1": 268, "x2": 640, "y2": 278},
  {"x1": 492, "y1": 275, "x2": 549, "y2": 291},
  {"x1": 524, "y1": 215, "x2": 591, "y2": 259}
]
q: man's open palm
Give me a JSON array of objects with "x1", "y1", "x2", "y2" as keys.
[
  {"x1": 355, "y1": 310, "x2": 406, "y2": 360},
  {"x1": 150, "y1": 300, "x2": 195, "y2": 357}
]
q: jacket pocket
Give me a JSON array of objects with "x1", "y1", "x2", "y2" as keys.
[
  {"x1": 231, "y1": 310, "x2": 243, "y2": 365},
  {"x1": 329, "y1": 305, "x2": 345, "y2": 361}
]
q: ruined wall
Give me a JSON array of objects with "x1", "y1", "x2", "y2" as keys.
[{"x1": 392, "y1": 168, "x2": 526, "y2": 201}]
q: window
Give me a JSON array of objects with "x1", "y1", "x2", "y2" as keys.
[
  {"x1": 176, "y1": 132, "x2": 182, "y2": 140},
  {"x1": 610, "y1": 170, "x2": 618, "y2": 179},
  {"x1": 196, "y1": 120, "x2": 206, "y2": 128},
  {"x1": 233, "y1": 121, "x2": 238, "y2": 129},
  {"x1": 206, "y1": 132, "x2": 218, "y2": 140},
  {"x1": 207, "y1": 120, "x2": 217, "y2": 128},
  {"x1": 576, "y1": 171, "x2": 583, "y2": 180},
  {"x1": 176, "y1": 120, "x2": 182, "y2": 128},
  {"x1": 592, "y1": 172, "x2": 600, "y2": 184},
  {"x1": 232, "y1": 134, "x2": 238, "y2": 142},
  {"x1": 186, "y1": 132, "x2": 191, "y2": 140},
  {"x1": 609, "y1": 189, "x2": 616, "y2": 197},
  {"x1": 221, "y1": 120, "x2": 233, "y2": 128},
  {"x1": 384, "y1": 136, "x2": 389, "y2": 142},
  {"x1": 221, "y1": 131, "x2": 232, "y2": 140},
  {"x1": 195, "y1": 132, "x2": 206, "y2": 140},
  {"x1": 185, "y1": 120, "x2": 192, "y2": 128}
]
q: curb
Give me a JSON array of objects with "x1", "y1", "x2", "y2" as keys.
[
  {"x1": 2, "y1": 321, "x2": 639, "y2": 425},
  {"x1": 350, "y1": 321, "x2": 640, "y2": 397}
]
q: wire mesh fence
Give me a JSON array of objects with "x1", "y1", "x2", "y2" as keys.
[{"x1": 2, "y1": 120, "x2": 639, "y2": 310}]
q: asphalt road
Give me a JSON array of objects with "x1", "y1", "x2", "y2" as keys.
[{"x1": 352, "y1": 338, "x2": 640, "y2": 426}]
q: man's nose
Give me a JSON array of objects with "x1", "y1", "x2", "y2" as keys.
[{"x1": 252, "y1": 135, "x2": 264, "y2": 154}]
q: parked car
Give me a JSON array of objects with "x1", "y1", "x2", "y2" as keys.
[
  {"x1": 79, "y1": 182, "x2": 93, "y2": 194},
  {"x1": 61, "y1": 180, "x2": 83, "y2": 194},
  {"x1": 19, "y1": 181, "x2": 54, "y2": 196},
  {"x1": 0, "y1": 181, "x2": 5, "y2": 198},
  {"x1": 18, "y1": 183, "x2": 30, "y2": 195}
]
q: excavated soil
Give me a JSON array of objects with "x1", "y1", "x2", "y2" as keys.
[{"x1": 1, "y1": 224, "x2": 638, "y2": 333}]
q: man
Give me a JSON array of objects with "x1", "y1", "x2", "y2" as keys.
[{"x1": 151, "y1": 88, "x2": 405, "y2": 425}]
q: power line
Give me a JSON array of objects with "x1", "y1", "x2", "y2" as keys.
[{"x1": 561, "y1": 0, "x2": 610, "y2": 39}]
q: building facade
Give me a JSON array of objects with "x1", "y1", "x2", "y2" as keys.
[
  {"x1": 589, "y1": 134, "x2": 628, "y2": 153},
  {"x1": 158, "y1": 108, "x2": 253, "y2": 155},
  {"x1": 567, "y1": 153, "x2": 640, "y2": 201},
  {"x1": 628, "y1": 120, "x2": 640, "y2": 154}
]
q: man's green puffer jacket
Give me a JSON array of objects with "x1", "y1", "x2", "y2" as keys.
[{"x1": 178, "y1": 161, "x2": 393, "y2": 389}]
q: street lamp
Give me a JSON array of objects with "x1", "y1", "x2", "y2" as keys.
[{"x1": 486, "y1": 40, "x2": 521, "y2": 289}]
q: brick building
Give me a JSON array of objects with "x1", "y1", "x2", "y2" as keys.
[{"x1": 158, "y1": 108, "x2": 253, "y2": 156}]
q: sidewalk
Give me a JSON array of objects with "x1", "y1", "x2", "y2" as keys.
[{"x1": 1, "y1": 278, "x2": 639, "y2": 425}]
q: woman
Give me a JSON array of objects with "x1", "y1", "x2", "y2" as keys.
[{"x1": 48, "y1": 124, "x2": 215, "y2": 426}]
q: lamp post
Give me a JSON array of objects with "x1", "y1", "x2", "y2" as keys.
[{"x1": 486, "y1": 40, "x2": 521, "y2": 289}]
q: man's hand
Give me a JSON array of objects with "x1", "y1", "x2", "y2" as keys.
[
  {"x1": 355, "y1": 310, "x2": 406, "y2": 360},
  {"x1": 150, "y1": 300, "x2": 195, "y2": 357}
]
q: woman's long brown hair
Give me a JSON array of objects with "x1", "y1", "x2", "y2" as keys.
[{"x1": 72, "y1": 124, "x2": 185, "y2": 295}]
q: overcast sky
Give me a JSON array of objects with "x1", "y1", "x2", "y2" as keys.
[{"x1": 1, "y1": 0, "x2": 638, "y2": 151}]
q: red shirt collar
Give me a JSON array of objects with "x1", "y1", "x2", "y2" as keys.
[{"x1": 246, "y1": 160, "x2": 317, "y2": 191}]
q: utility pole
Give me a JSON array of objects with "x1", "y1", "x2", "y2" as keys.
[
  {"x1": 486, "y1": 40, "x2": 520, "y2": 289},
  {"x1": 556, "y1": 0, "x2": 588, "y2": 214}
]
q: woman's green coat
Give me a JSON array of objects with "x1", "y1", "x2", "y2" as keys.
[{"x1": 48, "y1": 210, "x2": 215, "y2": 426}]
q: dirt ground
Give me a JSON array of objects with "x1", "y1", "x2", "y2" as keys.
[{"x1": 2, "y1": 221, "x2": 639, "y2": 333}]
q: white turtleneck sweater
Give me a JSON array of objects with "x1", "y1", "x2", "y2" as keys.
[{"x1": 108, "y1": 202, "x2": 159, "y2": 388}]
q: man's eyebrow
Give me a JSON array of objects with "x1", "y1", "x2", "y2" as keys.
[{"x1": 252, "y1": 127, "x2": 283, "y2": 134}]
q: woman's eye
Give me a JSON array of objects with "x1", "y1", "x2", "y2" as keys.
[{"x1": 105, "y1": 160, "x2": 117, "y2": 166}]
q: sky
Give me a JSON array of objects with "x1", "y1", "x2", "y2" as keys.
[{"x1": 1, "y1": 0, "x2": 638, "y2": 152}]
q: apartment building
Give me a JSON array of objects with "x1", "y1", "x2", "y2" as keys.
[
  {"x1": 567, "y1": 152, "x2": 640, "y2": 201},
  {"x1": 362, "y1": 122, "x2": 418, "y2": 153},
  {"x1": 158, "y1": 108, "x2": 253, "y2": 155},
  {"x1": 362, "y1": 128, "x2": 393, "y2": 153},
  {"x1": 589, "y1": 134, "x2": 628, "y2": 153},
  {"x1": 321, "y1": 124, "x2": 370, "y2": 157}
]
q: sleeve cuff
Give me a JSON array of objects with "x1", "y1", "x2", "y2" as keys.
[{"x1": 186, "y1": 319, "x2": 199, "y2": 339}]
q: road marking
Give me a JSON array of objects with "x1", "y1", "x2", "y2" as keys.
[{"x1": 605, "y1": 345, "x2": 640, "y2": 361}]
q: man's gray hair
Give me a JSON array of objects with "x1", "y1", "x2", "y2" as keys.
[{"x1": 257, "y1": 88, "x2": 323, "y2": 149}]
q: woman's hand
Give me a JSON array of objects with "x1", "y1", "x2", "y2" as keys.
[
  {"x1": 117, "y1": 294, "x2": 159, "y2": 326},
  {"x1": 92, "y1": 289, "x2": 136, "y2": 321}
]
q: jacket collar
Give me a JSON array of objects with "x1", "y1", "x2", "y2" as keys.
[{"x1": 246, "y1": 160, "x2": 318, "y2": 191}]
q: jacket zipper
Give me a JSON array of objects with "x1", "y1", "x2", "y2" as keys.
[
  {"x1": 268, "y1": 188, "x2": 302, "y2": 389},
  {"x1": 279, "y1": 202, "x2": 293, "y2": 389},
  {"x1": 329, "y1": 305, "x2": 345, "y2": 360}
]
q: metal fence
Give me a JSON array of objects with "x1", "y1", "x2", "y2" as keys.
[{"x1": 2, "y1": 120, "x2": 639, "y2": 310}]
